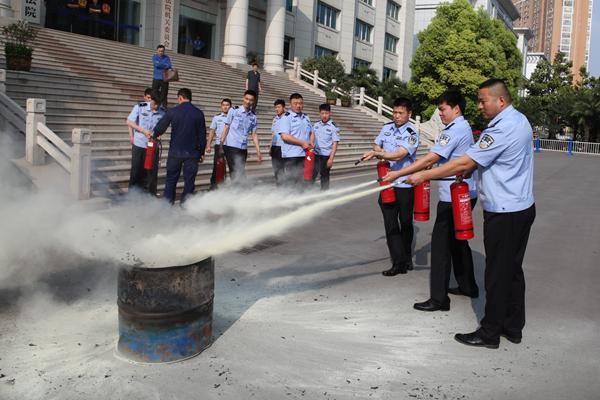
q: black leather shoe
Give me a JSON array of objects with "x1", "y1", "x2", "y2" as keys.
[
  {"x1": 413, "y1": 299, "x2": 450, "y2": 312},
  {"x1": 454, "y1": 331, "x2": 499, "y2": 349},
  {"x1": 500, "y1": 331, "x2": 522, "y2": 344},
  {"x1": 406, "y1": 261, "x2": 414, "y2": 271},
  {"x1": 448, "y1": 287, "x2": 479, "y2": 298},
  {"x1": 382, "y1": 266, "x2": 407, "y2": 276}
]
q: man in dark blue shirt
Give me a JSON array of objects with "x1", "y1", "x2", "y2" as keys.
[
  {"x1": 152, "y1": 45, "x2": 172, "y2": 109},
  {"x1": 154, "y1": 88, "x2": 206, "y2": 204}
]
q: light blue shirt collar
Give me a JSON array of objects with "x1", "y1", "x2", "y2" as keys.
[{"x1": 488, "y1": 105, "x2": 514, "y2": 128}]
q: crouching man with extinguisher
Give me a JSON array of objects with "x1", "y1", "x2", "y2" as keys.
[
  {"x1": 361, "y1": 97, "x2": 420, "y2": 276},
  {"x1": 126, "y1": 92, "x2": 166, "y2": 195},
  {"x1": 402, "y1": 79, "x2": 535, "y2": 349},
  {"x1": 382, "y1": 89, "x2": 479, "y2": 312}
]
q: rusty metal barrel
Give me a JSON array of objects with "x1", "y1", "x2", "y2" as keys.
[{"x1": 117, "y1": 257, "x2": 214, "y2": 363}]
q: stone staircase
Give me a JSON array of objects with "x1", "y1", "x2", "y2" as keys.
[{"x1": 3, "y1": 28, "x2": 430, "y2": 196}]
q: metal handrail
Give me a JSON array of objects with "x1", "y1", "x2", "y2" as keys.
[{"x1": 534, "y1": 138, "x2": 600, "y2": 155}]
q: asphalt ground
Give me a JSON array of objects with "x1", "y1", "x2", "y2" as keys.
[{"x1": 0, "y1": 151, "x2": 598, "y2": 400}]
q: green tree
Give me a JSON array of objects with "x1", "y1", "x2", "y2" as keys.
[
  {"x1": 520, "y1": 52, "x2": 574, "y2": 138},
  {"x1": 347, "y1": 66, "x2": 380, "y2": 97},
  {"x1": 300, "y1": 55, "x2": 346, "y2": 82},
  {"x1": 408, "y1": 0, "x2": 522, "y2": 127},
  {"x1": 376, "y1": 77, "x2": 410, "y2": 105}
]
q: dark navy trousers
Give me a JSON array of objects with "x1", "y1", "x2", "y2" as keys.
[{"x1": 164, "y1": 156, "x2": 199, "y2": 204}]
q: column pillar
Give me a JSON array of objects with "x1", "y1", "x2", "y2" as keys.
[
  {"x1": 263, "y1": 0, "x2": 285, "y2": 72},
  {"x1": 222, "y1": 0, "x2": 249, "y2": 66}
]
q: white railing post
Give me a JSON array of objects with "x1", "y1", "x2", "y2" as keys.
[
  {"x1": 293, "y1": 56, "x2": 299, "y2": 76},
  {"x1": 0, "y1": 69, "x2": 6, "y2": 93},
  {"x1": 416, "y1": 115, "x2": 421, "y2": 132},
  {"x1": 26, "y1": 98, "x2": 46, "y2": 166},
  {"x1": 359, "y1": 87, "x2": 365, "y2": 106},
  {"x1": 71, "y1": 128, "x2": 92, "y2": 200},
  {"x1": 377, "y1": 96, "x2": 383, "y2": 115},
  {"x1": 313, "y1": 70, "x2": 319, "y2": 87},
  {"x1": 296, "y1": 60, "x2": 302, "y2": 79}
]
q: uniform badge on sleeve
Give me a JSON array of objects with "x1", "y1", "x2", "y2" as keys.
[
  {"x1": 479, "y1": 134, "x2": 495, "y2": 149},
  {"x1": 408, "y1": 135, "x2": 417, "y2": 145},
  {"x1": 438, "y1": 133, "x2": 450, "y2": 146}
]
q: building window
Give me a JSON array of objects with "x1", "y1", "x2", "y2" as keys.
[
  {"x1": 383, "y1": 67, "x2": 396, "y2": 80},
  {"x1": 353, "y1": 58, "x2": 371, "y2": 70},
  {"x1": 386, "y1": 1, "x2": 400, "y2": 20},
  {"x1": 360, "y1": 0, "x2": 373, "y2": 6},
  {"x1": 384, "y1": 33, "x2": 398, "y2": 53},
  {"x1": 314, "y1": 45, "x2": 337, "y2": 58},
  {"x1": 286, "y1": 0, "x2": 293, "y2": 12},
  {"x1": 316, "y1": 2, "x2": 338, "y2": 30},
  {"x1": 355, "y1": 19, "x2": 373, "y2": 42}
]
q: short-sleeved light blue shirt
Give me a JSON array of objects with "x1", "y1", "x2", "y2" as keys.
[
  {"x1": 127, "y1": 103, "x2": 166, "y2": 149},
  {"x1": 430, "y1": 116, "x2": 477, "y2": 201},
  {"x1": 279, "y1": 110, "x2": 312, "y2": 158},
  {"x1": 466, "y1": 105, "x2": 534, "y2": 213},
  {"x1": 271, "y1": 114, "x2": 286, "y2": 147},
  {"x1": 374, "y1": 121, "x2": 419, "y2": 188},
  {"x1": 223, "y1": 106, "x2": 257, "y2": 150},
  {"x1": 209, "y1": 112, "x2": 228, "y2": 146},
  {"x1": 313, "y1": 119, "x2": 340, "y2": 156}
]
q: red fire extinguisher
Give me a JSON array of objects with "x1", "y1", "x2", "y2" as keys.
[
  {"x1": 451, "y1": 178, "x2": 474, "y2": 240},
  {"x1": 304, "y1": 149, "x2": 315, "y2": 181},
  {"x1": 413, "y1": 180, "x2": 431, "y2": 221},
  {"x1": 144, "y1": 139, "x2": 156, "y2": 170},
  {"x1": 215, "y1": 156, "x2": 226, "y2": 184},
  {"x1": 377, "y1": 161, "x2": 396, "y2": 204}
]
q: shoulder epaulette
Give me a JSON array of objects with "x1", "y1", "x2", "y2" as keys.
[
  {"x1": 443, "y1": 122, "x2": 455, "y2": 131},
  {"x1": 384, "y1": 121, "x2": 394, "y2": 125},
  {"x1": 487, "y1": 119, "x2": 502, "y2": 129},
  {"x1": 331, "y1": 121, "x2": 337, "y2": 127},
  {"x1": 406, "y1": 126, "x2": 416, "y2": 134},
  {"x1": 138, "y1": 102, "x2": 147, "y2": 107},
  {"x1": 285, "y1": 111, "x2": 290, "y2": 116},
  {"x1": 233, "y1": 105, "x2": 239, "y2": 109}
]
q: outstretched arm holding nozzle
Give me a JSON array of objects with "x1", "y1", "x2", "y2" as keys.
[
  {"x1": 405, "y1": 154, "x2": 477, "y2": 186},
  {"x1": 361, "y1": 145, "x2": 409, "y2": 162},
  {"x1": 381, "y1": 152, "x2": 441, "y2": 182}
]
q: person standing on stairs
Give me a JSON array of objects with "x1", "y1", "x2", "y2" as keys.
[
  {"x1": 206, "y1": 98, "x2": 232, "y2": 190},
  {"x1": 152, "y1": 45, "x2": 172, "y2": 109},
  {"x1": 126, "y1": 92, "x2": 165, "y2": 195},
  {"x1": 153, "y1": 88, "x2": 206, "y2": 204},
  {"x1": 246, "y1": 62, "x2": 262, "y2": 114}
]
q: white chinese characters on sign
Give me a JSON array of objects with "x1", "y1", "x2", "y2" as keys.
[
  {"x1": 161, "y1": 0, "x2": 174, "y2": 49},
  {"x1": 23, "y1": 0, "x2": 40, "y2": 24}
]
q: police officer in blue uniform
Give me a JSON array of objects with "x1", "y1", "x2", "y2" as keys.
[
  {"x1": 312, "y1": 103, "x2": 340, "y2": 191},
  {"x1": 206, "y1": 98, "x2": 232, "y2": 189},
  {"x1": 126, "y1": 92, "x2": 166, "y2": 195},
  {"x1": 278, "y1": 92, "x2": 314, "y2": 187},
  {"x1": 383, "y1": 90, "x2": 479, "y2": 311},
  {"x1": 219, "y1": 90, "x2": 262, "y2": 182},
  {"x1": 153, "y1": 88, "x2": 206, "y2": 204},
  {"x1": 407, "y1": 79, "x2": 535, "y2": 348},
  {"x1": 363, "y1": 98, "x2": 420, "y2": 276},
  {"x1": 270, "y1": 99, "x2": 287, "y2": 186}
]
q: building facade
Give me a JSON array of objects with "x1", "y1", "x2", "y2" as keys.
[
  {"x1": 2, "y1": 0, "x2": 416, "y2": 81},
  {"x1": 512, "y1": 0, "x2": 594, "y2": 78}
]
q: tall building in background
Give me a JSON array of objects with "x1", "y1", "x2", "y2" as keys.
[{"x1": 512, "y1": 0, "x2": 594, "y2": 78}]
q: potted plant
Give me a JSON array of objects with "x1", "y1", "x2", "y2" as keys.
[
  {"x1": 340, "y1": 94, "x2": 352, "y2": 107},
  {"x1": 1, "y1": 21, "x2": 37, "y2": 72},
  {"x1": 325, "y1": 90, "x2": 337, "y2": 105}
]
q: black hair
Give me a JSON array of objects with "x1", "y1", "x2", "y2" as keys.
[
  {"x1": 156, "y1": 44, "x2": 165, "y2": 50},
  {"x1": 251, "y1": 62, "x2": 258, "y2": 67},
  {"x1": 392, "y1": 97, "x2": 412, "y2": 112},
  {"x1": 289, "y1": 92, "x2": 303, "y2": 101},
  {"x1": 244, "y1": 89, "x2": 257, "y2": 99},
  {"x1": 221, "y1": 98, "x2": 232, "y2": 106},
  {"x1": 150, "y1": 93, "x2": 161, "y2": 103},
  {"x1": 177, "y1": 88, "x2": 192, "y2": 101},
  {"x1": 437, "y1": 89, "x2": 466, "y2": 114},
  {"x1": 144, "y1": 88, "x2": 153, "y2": 96},
  {"x1": 274, "y1": 99, "x2": 286, "y2": 107},
  {"x1": 479, "y1": 78, "x2": 512, "y2": 102},
  {"x1": 319, "y1": 103, "x2": 331, "y2": 112}
]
